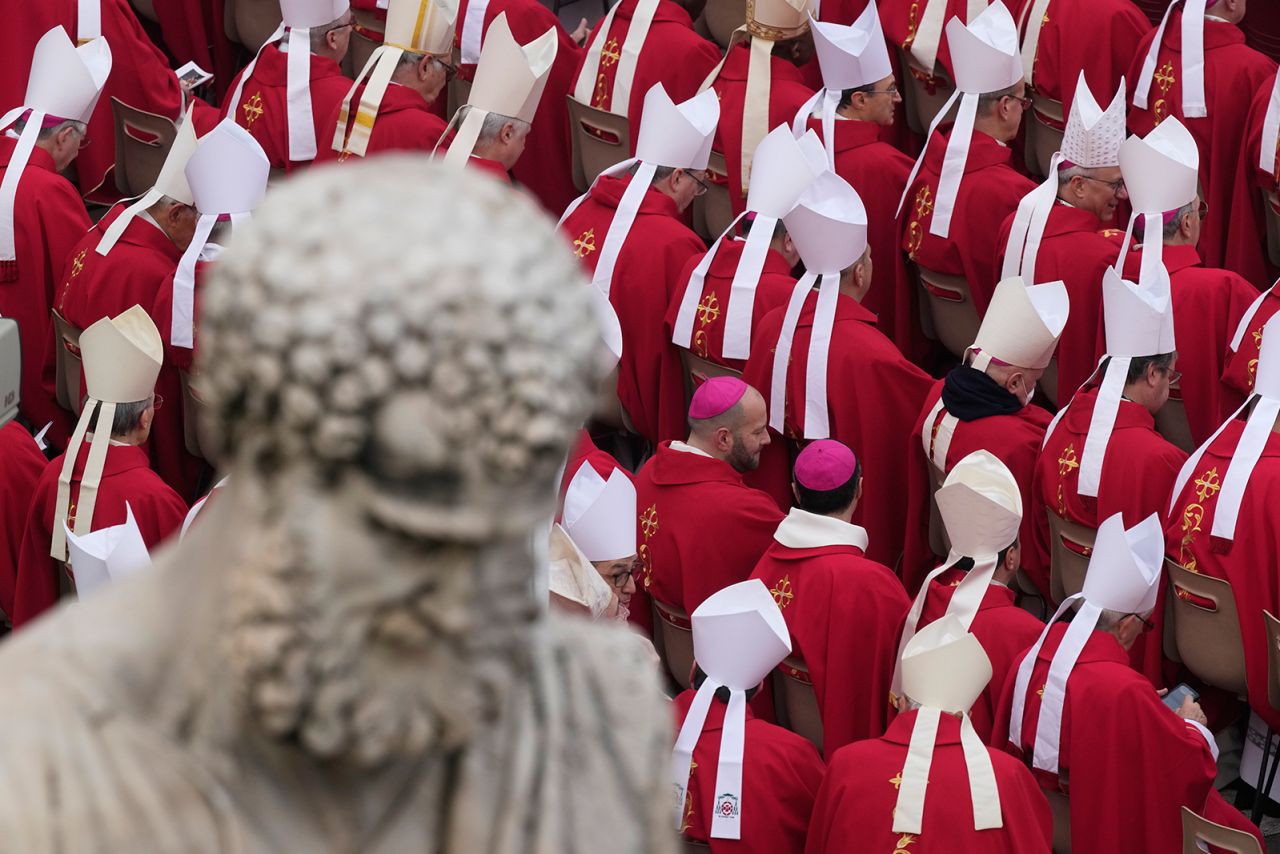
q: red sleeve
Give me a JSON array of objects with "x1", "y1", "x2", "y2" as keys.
[{"x1": 11, "y1": 463, "x2": 59, "y2": 629}]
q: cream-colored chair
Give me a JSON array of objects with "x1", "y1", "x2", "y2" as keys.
[
  {"x1": 694, "y1": 150, "x2": 734, "y2": 244},
  {"x1": 179, "y1": 370, "x2": 212, "y2": 461},
  {"x1": 653, "y1": 598, "x2": 695, "y2": 690},
  {"x1": 1165, "y1": 559, "x2": 1247, "y2": 696},
  {"x1": 343, "y1": 11, "x2": 382, "y2": 78},
  {"x1": 1153, "y1": 383, "x2": 1195, "y2": 452},
  {"x1": 700, "y1": 0, "x2": 745, "y2": 49},
  {"x1": 1046, "y1": 788, "x2": 1072, "y2": 854},
  {"x1": 771, "y1": 655, "x2": 823, "y2": 754},
  {"x1": 1265, "y1": 189, "x2": 1280, "y2": 268},
  {"x1": 897, "y1": 49, "x2": 956, "y2": 136},
  {"x1": 51, "y1": 310, "x2": 84, "y2": 417},
  {"x1": 678, "y1": 349, "x2": 742, "y2": 411},
  {"x1": 566, "y1": 95, "x2": 631, "y2": 192},
  {"x1": 1024, "y1": 93, "x2": 1065, "y2": 179},
  {"x1": 1045, "y1": 511, "x2": 1095, "y2": 605},
  {"x1": 1180, "y1": 806, "x2": 1263, "y2": 853},
  {"x1": 111, "y1": 98, "x2": 178, "y2": 198},
  {"x1": 224, "y1": 0, "x2": 283, "y2": 50},
  {"x1": 913, "y1": 264, "x2": 981, "y2": 361},
  {"x1": 446, "y1": 46, "x2": 472, "y2": 120}
]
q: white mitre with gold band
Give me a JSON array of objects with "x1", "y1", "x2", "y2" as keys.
[
  {"x1": 332, "y1": 0, "x2": 459, "y2": 157},
  {"x1": 1133, "y1": 0, "x2": 1212, "y2": 119},
  {"x1": 0, "y1": 28, "x2": 110, "y2": 281},
  {"x1": 51, "y1": 306, "x2": 164, "y2": 562},
  {"x1": 696, "y1": 0, "x2": 813, "y2": 196},
  {"x1": 439, "y1": 14, "x2": 556, "y2": 169},
  {"x1": 1002, "y1": 73, "x2": 1125, "y2": 280},
  {"x1": 226, "y1": 0, "x2": 350, "y2": 162},
  {"x1": 891, "y1": 450, "x2": 1021, "y2": 703},
  {"x1": 672, "y1": 579, "x2": 790, "y2": 841},
  {"x1": 1009, "y1": 513, "x2": 1163, "y2": 775},
  {"x1": 1116, "y1": 116, "x2": 1199, "y2": 289},
  {"x1": 671, "y1": 125, "x2": 825, "y2": 362},
  {"x1": 894, "y1": 614, "x2": 1001, "y2": 835},
  {"x1": 897, "y1": 3, "x2": 1022, "y2": 241}
]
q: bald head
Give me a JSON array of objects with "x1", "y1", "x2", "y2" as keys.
[{"x1": 686, "y1": 385, "x2": 770, "y2": 472}]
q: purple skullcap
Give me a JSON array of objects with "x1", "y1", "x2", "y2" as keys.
[
  {"x1": 689, "y1": 376, "x2": 749, "y2": 419},
  {"x1": 794, "y1": 439, "x2": 857, "y2": 491}
]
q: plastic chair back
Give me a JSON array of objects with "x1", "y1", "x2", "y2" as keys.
[
  {"x1": 653, "y1": 598, "x2": 695, "y2": 690},
  {"x1": 771, "y1": 655, "x2": 823, "y2": 754},
  {"x1": 566, "y1": 95, "x2": 631, "y2": 192},
  {"x1": 1025, "y1": 93, "x2": 1064, "y2": 179},
  {"x1": 111, "y1": 98, "x2": 178, "y2": 198},
  {"x1": 1167, "y1": 559, "x2": 1247, "y2": 697},
  {"x1": 1180, "y1": 806, "x2": 1263, "y2": 853},
  {"x1": 693, "y1": 150, "x2": 734, "y2": 245},
  {"x1": 225, "y1": 0, "x2": 282, "y2": 50},
  {"x1": 1046, "y1": 788, "x2": 1072, "y2": 853},
  {"x1": 1154, "y1": 383, "x2": 1195, "y2": 452},
  {"x1": 51, "y1": 310, "x2": 84, "y2": 417},
  {"x1": 913, "y1": 264, "x2": 980, "y2": 360},
  {"x1": 897, "y1": 48, "x2": 956, "y2": 135},
  {"x1": 1046, "y1": 510, "x2": 1095, "y2": 605},
  {"x1": 701, "y1": 0, "x2": 745, "y2": 48}
]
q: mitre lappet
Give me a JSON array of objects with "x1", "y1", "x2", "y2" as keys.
[
  {"x1": 1116, "y1": 116, "x2": 1199, "y2": 288},
  {"x1": 0, "y1": 27, "x2": 110, "y2": 281},
  {"x1": 671, "y1": 125, "x2": 825, "y2": 361},
  {"x1": 769, "y1": 170, "x2": 868, "y2": 440},
  {"x1": 672, "y1": 579, "x2": 791, "y2": 840},
  {"x1": 1133, "y1": 0, "x2": 1212, "y2": 118},
  {"x1": 894, "y1": 614, "x2": 1002, "y2": 835},
  {"x1": 226, "y1": 0, "x2": 351, "y2": 161},
  {"x1": 571, "y1": 0, "x2": 660, "y2": 116},
  {"x1": 170, "y1": 121, "x2": 270, "y2": 349},
  {"x1": 790, "y1": 1, "x2": 892, "y2": 167},
  {"x1": 557, "y1": 83, "x2": 719, "y2": 296},
  {"x1": 332, "y1": 0, "x2": 459, "y2": 157},
  {"x1": 896, "y1": 2, "x2": 1022, "y2": 239},
  {"x1": 1260, "y1": 75, "x2": 1279, "y2": 176},
  {"x1": 1002, "y1": 73, "x2": 1126, "y2": 279},
  {"x1": 439, "y1": 13, "x2": 557, "y2": 168},
  {"x1": 1009, "y1": 512, "x2": 1164, "y2": 773},
  {"x1": 50, "y1": 306, "x2": 163, "y2": 562},
  {"x1": 891, "y1": 450, "x2": 1023, "y2": 701}
]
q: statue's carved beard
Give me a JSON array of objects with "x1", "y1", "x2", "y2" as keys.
[{"x1": 225, "y1": 512, "x2": 527, "y2": 767}]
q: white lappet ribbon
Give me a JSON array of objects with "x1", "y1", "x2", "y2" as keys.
[
  {"x1": 171, "y1": 212, "x2": 249, "y2": 348},
  {"x1": 459, "y1": 0, "x2": 492, "y2": 65},
  {"x1": 1133, "y1": 0, "x2": 1208, "y2": 119},
  {"x1": 920, "y1": 396, "x2": 957, "y2": 471},
  {"x1": 768, "y1": 271, "x2": 840, "y2": 438},
  {"x1": 0, "y1": 107, "x2": 44, "y2": 273},
  {"x1": 671, "y1": 678, "x2": 748, "y2": 839},
  {"x1": 896, "y1": 87, "x2": 975, "y2": 240},
  {"x1": 226, "y1": 23, "x2": 318, "y2": 162},
  {"x1": 1001, "y1": 152, "x2": 1063, "y2": 280},
  {"x1": 1261, "y1": 75, "x2": 1280, "y2": 174},
  {"x1": 1075, "y1": 356, "x2": 1129, "y2": 498},
  {"x1": 1017, "y1": 0, "x2": 1053, "y2": 86},
  {"x1": 77, "y1": 0, "x2": 102, "y2": 43},
  {"x1": 1229, "y1": 282, "x2": 1276, "y2": 354},
  {"x1": 790, "y1": 88, "x2": 842, "y2": 168},
  {"x1": 51, "y1": 397, "x2": 118, "y2": 561},
  {"x1": 558, "y1": 158, "x2": 653, "y2": 298},
  {"x1": 572, "y1": 0, "x2": 659, "y2": 116},
  {"x1": 893, "y1": 705, "x2": 1003, "y2": 834}
]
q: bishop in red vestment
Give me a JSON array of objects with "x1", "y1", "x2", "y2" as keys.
[
  {"x1": 1019, "y1": 0, "x2": 1150, "y2": 113},
  {"x1": 0, "y1": 421, "x2": 48, "y2": 620},
  {"x1": 881, "y1": 0, "x2": 1028, "y2": 83},
  {"x1": 1223, "y1": 282, "x2": 1280, "y2": 399},
  {"x1": 749, "y1": 441, "x2": 910, "y2": 757},
  {"x1": 1224, "y1": 70, "x2": 1279, "y2": 286},
  {"x1": 1127, "y1": 7, "x2": 1277, "y2": 268},
  {"x1": 560, "y1": 171, "x2": 706, "y2": 442},
  {"x1": 318, "y1": 71, "x2": 450, "y2": 161}
]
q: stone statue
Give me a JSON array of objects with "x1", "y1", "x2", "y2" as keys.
[{"x1": 0, "y1": 160, "x2": 675, "y2": 854}]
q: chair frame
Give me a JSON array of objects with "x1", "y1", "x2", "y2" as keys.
[
  {"x1": 652, "y1": 597, "x2": 695, "y2": 691},
  {"x1": 770, "y1": 654, "x2": 823, "y2": 754},
  {"x1": 110, "y1": 98, "x2": 179, "y2": 199},
  {"x1": 51, "y1": 310, "x2": 84, "y2": 417},
  {"x1": 913, "y1": 264, "x2": 981, "y2": 361},
  {"x1": 677, "y1": 348, "x2": 742, "y2": 411},
  {"x1": 896, "y1": 48, "x2": 956, "y2": 136},
  {"x1": 1045, "y1": 510, "x2": 1095, "y2": 605},
  {"x1": 1024, "y1": 93, "x2": 1065, "y2": 180},
  {"x1": 1180, "y1": 806, "x2": 1263, "y2": 853},
  {"x1": 1165, "y1": 559, "x2": 1247, "y2": 697},
  {"x1": 693, "y1": 150, "x2": 733, "y2": 244},
  {"x1": 566, "y1": 95, "x2": 631, "y2": 193},
  {"x1": 1153, "y1": 381, "x2": 1195, "y2": 452}
]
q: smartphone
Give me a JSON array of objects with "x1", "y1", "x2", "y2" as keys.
[{"x1": 1163, "y1": 682, "x2": 1199, "y2": 711}]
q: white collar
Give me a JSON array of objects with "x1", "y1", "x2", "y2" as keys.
[
  {"x1": 773, "y1": 507, "x2": 870, "y2": 550},
  {"x1": 670, "y1": 440, "x2": 714, "y2": 459}
]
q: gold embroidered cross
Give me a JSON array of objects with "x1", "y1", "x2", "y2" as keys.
[
  {"x1": 1194, "y1": 468, "x2": 1221, "y2": 501},
  {"x1": 913, "y1": 186, "x2": 933, "y2": 219},
  {"x1": 904, "y1": 0, "x2": 920, "y2": 48},
  {"x1": 600, "y1": 37, "x2": 621, "y2": 68},
  {"x1": 242, "y1": 92, "x2": 265, "y2": 128},
  {"x1": 69, "y1": 248, "x2": 86, "y2": 278},
  {"x1": 1255, "y1": 327, "x2": 1265, "y2": 349},
  {"x1": 1036, "y1": 684, "x2": 1045, "y2": 698},
  {"x1": 769, "y1": 575, "x2": 794, "y2": 609},
  {"x1": 889, "y1": 771, "x2": 904, "y2": 790},
  {"x1": 1057, "y1": 444, "x2": 1080, "y2": 477},
  {"x1": 640, "y1": 505, "x2": 659, "y2": 539},
  {"x1": 696, "y1": 294, "x2": 720, "y2": 326},
  {"x1": 1154, "y1": 62, "x2": 1176, "y2": 94},
  {"x1": 894, "y1": 833, "x2": 918, "y2": 852},
  {"x1": 573, "y1": 228, "x2": 597, "y2": 258}
]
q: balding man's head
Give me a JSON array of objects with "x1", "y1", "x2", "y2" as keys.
[{"x1": 687, "y1": 384, "x2": 770, "y2": 472}]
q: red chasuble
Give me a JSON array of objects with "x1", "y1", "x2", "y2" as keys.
[
  {"x1": 806, "y1": 710, "x2": 1052, "y2": 854},
  {"x1": 1127, "y1": 13, "x2": 1277, "y2": 268},
  {"x1": 903, "y1": 130, "x2": 1037, "y2": 315},
  {"x1": 1223, "y1": 286, "x2": 1280, "y2": 398},
  {"x1": 674, "y1": 689, "x2": 824, "y2": 852},
  {"x1": 918, "y1": 570, "x2": 1045, "y2": 741},
  {"x1": 0, "y1": 421, "x2": 48, "y2": 620},
  {"x1": 880, "y1": 1, "x2": 1028, "y2": 81},
  {"x1": 663, "y1": 240, "x2": 797, "y2": 376},
  {"x1": 0, "y1": 138, "x2": 90, "y2": 448},
  {"x1": 741, "y1": 293, "x2": 934, "y2": 568},
  {"x1": 1021, "y1": 0, "x2": 1151, "y2": 111},
  {"x1": 572, "y1": 0, "x2": 721, "y2": 155},
  {"x1": 317, "y1": 83, "x2": 449, "y2": 162},
  {"x1": 995, "y1": 203, "x2": 1126, "y2": 401},
  {"x1": 1165, "y1": 420, "x2": 1280, "y2": 732},
  {"x1": 1225, "y1": 69, "x2": 1279, "y2": 287},
  {"x1": 220, "y1": 44, "x2": 353, "y2": 174},
  {"x1": 147, "y1": 0, "x2": 237, "y2": 103},
  {"x1": 12, "y1": 443, "x2": 188, "y2": 629},
  {"x1": 708, "y1": 42, "x2": 817, "y2": 216},
  {"x1": 902, "y1": 378, "x2": 1051, "y2": 596},
  {"x1": 808, "y1": 116, "x2": 922, "y2": 360},
  {"x1": 454, "y1": 0, "x2": 581, "y2": 215},
  {"x1": 748, "y1": 511, "x2": 910, "y2": 757},
  {"x1": 0, "y1": 0, "x2": 217, "y2": 199},
  {"x1": 560, "y1": 174, "x2": 706, "y2": 442},
  {"x1": 1032, "y1": 390, "x2": 1184, "y2": 682},
  {"x1": 634, "y1": 443, "x2": 783, "y2": 631},
  {"x1": 995, "y1": 623, "x2": 1263, "y2": 853},
  {"x1": 1117, "y1": 243, "x2": 1255, "y2": 443}
]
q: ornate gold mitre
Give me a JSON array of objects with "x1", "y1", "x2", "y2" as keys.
[{"x1": 746, "y1": 0, "x2": 811, "y2": 40}]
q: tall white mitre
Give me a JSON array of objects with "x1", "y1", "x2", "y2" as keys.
[
  {"x1": 559, "y1": 84, "x2": 719, "y2": 297},
  {"x1": 892, "y1": 451, "x2": 1021, "y2": 703},
  {"x1": 672, "y1": 579, "x2": 791, "y2": 841},
  {"x1": 0, "y1": 28, "x2": 111, "y2": 280},
  {"x1": 51, "y1": 307, "x2": 163, "y2": 562},
  {"x1": 897, "y1": 2, "x2": 1023, "y2": 240},
  {"x1": 562, "y1": 465, "x2": 637, "y2": 562},
  {"x1": 441, "y1": 14, "x2": 557, "y2": 168},
  {"x1": 1002, "y1": 74, "x2": 1126, "y2": 280},
  {"x1": 894, "y1": 615, "x2": 1002, "y2": 835},
  {"x1": 64, "y1": 503, "x2": 152, "y2": 599},
  {"x1": 1009, "y1": 512, "x2": 1164, "y2": 774},
  {"x1": 332, "y1": 0, "x2": 459, "y2": 157},
  {"x1": 968, "y1": 276, "x2": 1069, "y2": 372},
  {"x1": 1172, "y1": 314, "x2": 1280, "y2": 544},
  {"x1": 225, "y1": 0, "x2": 350, "y2": 162},
  {"x1": 671, "y1": 126, "x2": 825, "y2": 361},
  {"x1": 792, "y1": 2, "x2": 893, "y2": 166},
  {"x1": 770, "y1": 171, "x2": 868, "y2": 440},
  {"x1": 1133, "y1": 0, "x2": 1213, "y2": 118},
  {"x1": 170, "y1": 121, "x2": 270, "y2": 349},
  {"x1": 1117, "y1": 117, "x2": 1199, "y2": 286}
]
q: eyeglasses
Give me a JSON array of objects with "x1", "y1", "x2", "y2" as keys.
[
  {"x1": 436, "y1": 59, "x2": 458, "y2": 82},
  {"x1": 1162, "y1": 368, "x2": 1183, "y2": 385},
  {"x1": 686, "y1": 170, "x2": 710, "y2": 197},
  {"x1": 864, "y1": 85, "x2": 900, "y2": 97},
  {"x1": 1128, "y1": 612, "x2": 1155, "y2": 632},
  {"x1": 1079, "y1": 174, "x2": 1126, "y2": 194},
  {"x1": 1007, "y1": 94, "x2": 1033, "y2": 110},
  {"x1": 608, "y1": 567, "x2": 634, "y2": 590}
]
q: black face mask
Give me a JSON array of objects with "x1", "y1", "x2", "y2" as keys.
[{"x1": 940, "y1": 365, "x2": 1025, "y2": 422}]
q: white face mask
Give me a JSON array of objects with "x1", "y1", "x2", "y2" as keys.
[{"x1": 1023, "y1": 384, "x2": 1036, "y2": 407}]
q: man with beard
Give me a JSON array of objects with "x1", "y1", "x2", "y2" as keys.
[{"x1": 0, "y1": 161, "x2": 674, "y2": 853}]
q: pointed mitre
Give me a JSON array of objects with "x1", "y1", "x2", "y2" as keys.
[
  {"x1": 1119, "y1": 117, "x2": 1199, "y2": 217},
  {"x1": 82, "y1": 306, "x2": 164, "y2": 404},
  {"x1": 187, "y1": 121, "x2": 271, "y2": 216},
  {"x1": 693, "y1": 578, "x2": 791, "y2": 690},
  {"x1": 281, "y1": 0, "x2": 349, "y2": 27},
  {"x1": 465, "y1": 15, "x2": 556, "y2": 123},
  {"x1": 1102, "y1": 266, "x2": 1176, "y2": 358},
  {"x1": 968, "y1": 277, "x2": 1069, "y2": 371},
  {"x1": 810, "y1": 2, "x2": 892, "y2": 92},
  {"x1": 1081, "y1": 513, "x2": 1163, "y2": 615},
  {"x1": 947, "y1": 3, "x2": 1022, "y2": 95},
  {"x1": 634, "y1": 85, "x2": 719, "y2": 171},
  {"x1": 782, "y1": 170, "x2": 868, "y2": 276},
  {"x1": 747, "y1": 0, "x2": 811, "y2": 40},
  {"x1": 935, "y1": 450, "x2": 1022, "y2": 560},
  {"x1": 562, "y1": 465, "x2": 637, "y2": 563},
  {"x1": 1060, "y1": 73, "x2": 1126, "y2": 168},
  {"x1": 64, "y1": 503, "x2": 152, "y2": 598},
  {"x1": 900, "y1": 614, "x2": 992, "y2": 713},
  {"x1": 22, "y1": 27, "x2": 112, "y2": 123},
  {"x1": 384, "y1": 0, "x2": 459, "y2": 54},
  {"x1": 746, "y1": 126, "x2": 826, "y2": 218}
]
